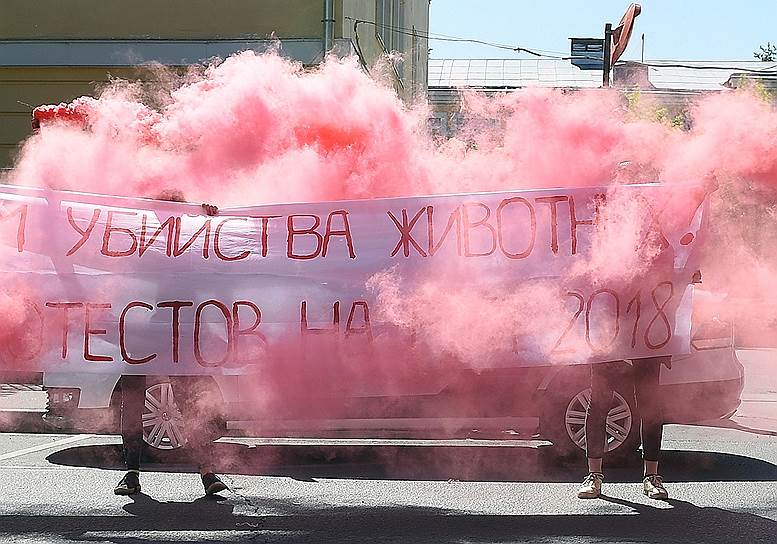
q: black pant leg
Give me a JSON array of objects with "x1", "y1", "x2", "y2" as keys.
[
  {"x1": 585, "y1": 362, "x2": 618, "y2": 459},
  {"x1": 632, "y1": 356, "x2": 666, "y2": 462},
  {"x1": 120, "y1": 375, "x2": 146, "y2": 471},
  {"x1": 172, "y1": 377, "x2": 220, "y2": 471}
]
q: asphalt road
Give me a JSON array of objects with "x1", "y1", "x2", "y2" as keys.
[{"x1": 0, "y1": 353, "x2": 775, "y2": 544}]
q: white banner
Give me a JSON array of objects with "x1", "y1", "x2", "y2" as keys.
[{"x1": 0, "y1": 183, "x2": 706, "y2": 376}]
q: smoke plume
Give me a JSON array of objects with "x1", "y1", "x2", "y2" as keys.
[{"x1": 1, "y1": 50, "x2": 776, "y2": 430}]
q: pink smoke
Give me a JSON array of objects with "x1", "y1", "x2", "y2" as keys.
[
  {"x1": 0, "y1": 285, "x2": 46, "y2": 370},
  {"x1": 1, "y1": 49, "x2": 776, "y2": 375}
]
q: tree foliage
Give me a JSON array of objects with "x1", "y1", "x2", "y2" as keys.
[{"x1": 754, "y1": 42, "x2": 777, "y2": 61}]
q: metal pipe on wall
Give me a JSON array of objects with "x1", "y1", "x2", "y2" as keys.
[{"x1": 323, "y1": 0, "x2": 335, "y2": 54}]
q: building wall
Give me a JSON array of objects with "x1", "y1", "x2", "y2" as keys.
[
  {"x1": 0, "y1": 67, "x2": 152, "y2": 167},
  {"x1": 0, "y1": 0, "x2": 429, "y2": 169},
  {"x1": 427, "y1": 85, "x2": 703, "y2": 140},
  {"x1": 341, "y1": 0, "x2": 429, "y2": 100},
  {"x1": 0, "y1": 0, "x2": 325, "y2": 168},
  {"x1": 0, "y1": 0, "x2": 326, "y2": 39}
]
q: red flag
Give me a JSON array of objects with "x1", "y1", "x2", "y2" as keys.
[{"x1": 611, "y1": 3, "x2": 641, "y2": 64}]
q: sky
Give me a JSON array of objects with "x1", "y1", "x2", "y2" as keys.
[{"x1": 429, "y1": 0, "x2": 777, "y2": 61}]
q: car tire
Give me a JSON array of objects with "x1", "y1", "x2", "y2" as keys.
[
  {"x1": 541, "y1": 365, "x2": 640, "y2": 464},
  {"x1": 108, "y1": 377, "x2": 223, "y2": 463}
]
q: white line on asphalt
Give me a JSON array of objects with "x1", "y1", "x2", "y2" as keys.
[
  {"x1": 0, "y1": 465, "x2": 98, "y2": 470},
  {"x1": 0, "y1": 433, "x2": 116, "y2": 439},
  {"x1": 0, "y1": 434, "x2": 95, "y2": 462}
]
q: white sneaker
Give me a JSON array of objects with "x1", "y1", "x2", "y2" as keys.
[
  {"x1": 577, "y1": 472, "x2": 604, "y2": 499},
  {"x1": 643, "y1": 474, "x2": 669, "y2": 500}
]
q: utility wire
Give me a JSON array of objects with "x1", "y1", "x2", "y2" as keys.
[
  {"x1": 351, "y1": 19, "x2": 404, "y2": 90},
  {"x1": 347, "y1": 16, "x2": 617, "y2": 62},
  {"x1": 616, "y1": 61, "x2": 777, "y2": 74},
  {"x1": 344, "y1": 16, "x2": 549, "y2": 57},
  {"x1": 350, "y1": 19, "x2": 370, "y2": 73},
  {"x1": 346, "y1": 16, "x2": 777, "y2": 73}
]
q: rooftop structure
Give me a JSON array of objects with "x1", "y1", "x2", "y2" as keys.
[
  {"x1": 428, "y1": 58, "x2": 777, "y2": 92},
  {"x1": 427, "y1": 58, "x2": 777, "y2": 138}
]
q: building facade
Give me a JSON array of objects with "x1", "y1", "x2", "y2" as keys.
[
  {"x1": 0, "y1": 0, "x2": 430, "y2": 168},
  {"x1": 427, "y1": 58, "x2": 777, "y2": 138}
]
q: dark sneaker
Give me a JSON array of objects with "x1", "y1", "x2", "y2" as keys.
[
  {"x1": 202, "y1": 473, "x2": 227, "y2": 495},
  {"x1": 643, "y1": 474, "x2": 669, "y2": 500},
  {"x1": 577, "y1": 472, "x2": 604, "y2": 499},
  {"x1": 114, "y1": 471, "x2": 141, "y2": 496}
]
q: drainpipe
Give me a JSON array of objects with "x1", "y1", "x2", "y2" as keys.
[{"x1": 323, "y1": 0, "x2": 335, "y2": 55}]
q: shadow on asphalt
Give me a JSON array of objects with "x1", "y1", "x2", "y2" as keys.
[
  {"x1": 45, "y1": 442, "x2": 777, "y2": 484},
  {"x1": 0, "y1": 494, "x2": 774, "y2": 544}
]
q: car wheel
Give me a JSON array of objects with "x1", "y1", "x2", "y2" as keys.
[
  {"x1": 563, "y1": 388, "x2": 635, "y2": 453},
  {"x1": 142, "y1": 382, "x2": 187, "y2": 450},
  {"x1": 542, "y1": 370, "x2": 640, "y2": 462},
  {"x1": 140, "y1": 378, "x2": 225, "y2": 463}
]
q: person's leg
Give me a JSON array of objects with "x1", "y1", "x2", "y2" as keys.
[
  {"x1": 172, "y1": 377, "x2": 227, "y2": 494},
  {"x1": 632, "y1": 357, "x2": 665, "y2": 469},
  {"x1": 585, "y1": 362, "x2": 617, "y2": 462},
  {"x1": 578, "y1": 361, "x2": 617, "y2": 498},
  {"x1": 633, "y1": 356, "x2": 669, "y2": 499},
  {"x1": 120, "y1": 375, "x2": 146, "y2": 470},
  {"x1": 115, "y1": 375, "x2": 146, "y2": 495}
]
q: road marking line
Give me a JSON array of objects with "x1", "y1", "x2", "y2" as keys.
[
  {"x1": 0, "y1": 465, "x2": 98, "y2": 471},
  {"x1": 0, "y1": 434, "x2": 94, "y2": 461},
  {"x1": 0, "y1": 384, "x2": 43, "y2": 391}
]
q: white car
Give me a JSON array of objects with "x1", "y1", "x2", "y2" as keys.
[{"x1": 41, "y1": 295, "x2": 743, "y2": 461}]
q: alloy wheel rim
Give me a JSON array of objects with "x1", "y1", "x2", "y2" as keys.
[
  {"x1": 142, "y1": 382, "x2": 186, "y2": 450},
  {"x1": 564, "y1": 388, "x2": 633, "y2": 452}
]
